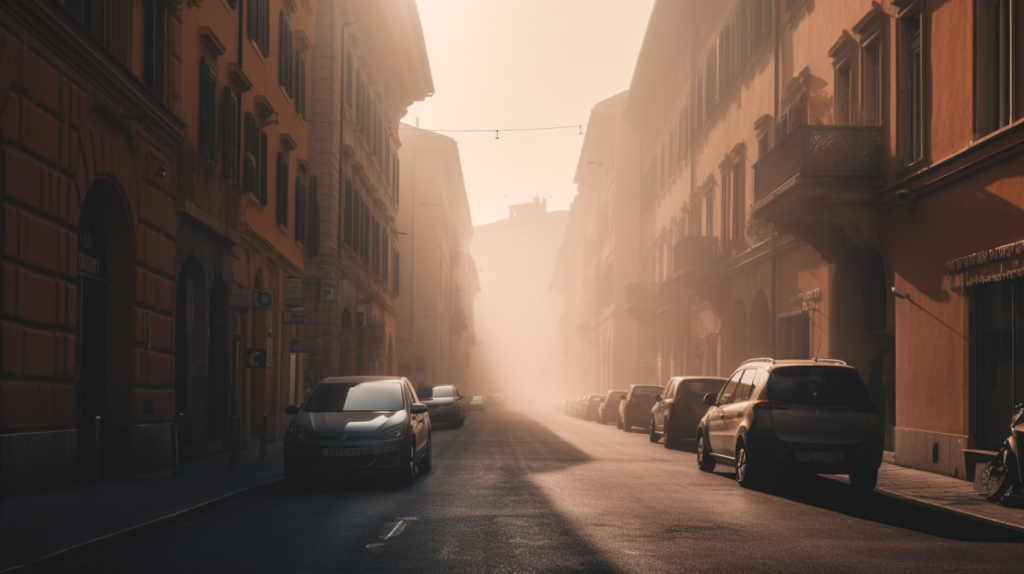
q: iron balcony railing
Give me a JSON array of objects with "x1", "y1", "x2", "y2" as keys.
[{"x1": 752, "y1": 125, "x2": 882, "y2": 203}]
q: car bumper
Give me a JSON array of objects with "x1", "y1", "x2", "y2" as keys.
[
  {"x1": 745, "y1": 430, "x2": 883, "y2": 471},
  {"x1": 427, "y1": 410, "x2": 461, "y2": 424},
  {"x1": 284, "y1": 438, "x2": 406, "y2": 476}
]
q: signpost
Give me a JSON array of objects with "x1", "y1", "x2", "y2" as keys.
[
  {"x1": 282, "y1": 311, "x2": 308, "y2": 325},
  {"x1": 283, "y1": 278, "x2": 304, "y2": 307},
  {"x1": 244, "y1": 349, "x2": 267, "y2": 368}
]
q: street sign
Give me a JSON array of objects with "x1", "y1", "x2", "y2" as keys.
[
  {"x1": 290, "y1": 338, "x2": 317, "y2": 353},
  {"x1": 252, "y1": 289, "x2": 275, "y2": 309},
  {"x1": 321, "y1": 282, "x2": 336, "y2": 302},
  {"x1": 335, "y1": 329, "x2": 352, "y2": 345},
  {"x1": 282, "y1": 311, "x2": 309, "y2": 325},
  {"x1": 283, "y1": 277, "x2": 304, "y2": 307},
  {"x1": 244, "y1": 349, "x2": 267, "y2": 368},
  {"x1": 230, "y1": 289, "x2": 252, "y2": 309}
]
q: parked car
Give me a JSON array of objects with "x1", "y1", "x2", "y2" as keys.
[
  {"x1": 283, "y1": 376, "x2": 432, "y2": 489},
  {"x1": 598, "y1": 390, "x2": 627, "y2": 424},
  {"x1": 582, "y1": 394, "x2": 605, "y2": 421},
  {"x1": 469, "y1": 395, "x2": 487, "y2": 412},
  {"x1": 619, "y1": 384, "x2": 664, "y2": 431},
  {"x1": 696, "y1": 359, "x2": 882, "y2": 491},
  {"x1": 563, "y1": 398, "x2": 574, "y2": 415},
  {"x1": 650, "y1": 376, "x2": 727, "y2": 448},
  {"x1": 418, "y1": 384, "x2": 466, "y2": 428},
  {"x1": 573, "y1": 396, "x2": 586, "y2": 418}
]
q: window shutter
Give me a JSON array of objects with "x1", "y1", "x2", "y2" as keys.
[
  {"x1": 260, "y1": 131, "x2": 268, "y2": 206},
  {"x1": 222, "y1": 88, "x2": 238, "y2": 181},
  {"x1": 199, "y1": 59, "x2": 217, "y2": 168},
  {"x1": 260, "y1": 0, "x2": 270, "y2": 56},
  {"x1": 243, "y1": 113, "x2": 257, "y2": 194},
  {"x1": 278, "y1": 12, "x2": 286, "y2": 88},
  {"x1": 295, "y1": 53, "x2": 305, "y2": 117},
  {"x1": 276, "y1": 153, "x2": 289, "y2": 228},
  {"x1": 309, "y1": 176, "x2": 320, "y2": 257},
  {"x1": 295, "y1": 177, "x2": 306, "y2": 245}
]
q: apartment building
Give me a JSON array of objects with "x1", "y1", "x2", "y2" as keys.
[
  {"x1": 395, "y1": 125, "x2": 477, "y2": 393},
  {"x1": 304, "y1": 1, "x2": 432, "y2": 388},
  {"x1": 553, "y1": 91, "x2": 642, "y2": 396}
]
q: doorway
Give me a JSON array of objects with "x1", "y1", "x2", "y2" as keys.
[{"x1": 174, "y1": 258, "x2": 207, "y2": 459}]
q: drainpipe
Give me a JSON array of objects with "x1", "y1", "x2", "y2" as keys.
[{"x1": 771, "y1": 0, "x2": 780, "y2": 357}]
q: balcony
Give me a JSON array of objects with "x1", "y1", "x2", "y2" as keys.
[
  {"x1": 673, "y1": 236, "x2": 719, "y2": 289},
  {"x1": 751, "y1": 125, "x2": 882, "y2": 260}
]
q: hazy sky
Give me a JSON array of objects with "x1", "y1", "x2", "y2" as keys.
[{"x1": 402, "y1": 0, "x2": 655, "y2": 226}]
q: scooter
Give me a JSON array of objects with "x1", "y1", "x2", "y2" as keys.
[{"x1": 980, "y1": 402, "x2": 1024, "y2": 503}]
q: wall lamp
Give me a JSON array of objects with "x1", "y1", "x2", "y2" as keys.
[
  {"x1": 891, "y1": 286, "x2": 909, "y2": 299},
  {"x1": 892, "y1": 285, "x2": 966, "y2": 340},
  {"x1": 155, "y1": 162, "x2": 166, "y2": 178}
]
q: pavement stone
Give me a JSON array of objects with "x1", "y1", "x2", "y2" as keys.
[{"x1": 0, "y1": 443, "x2": 283, "y2": 572}]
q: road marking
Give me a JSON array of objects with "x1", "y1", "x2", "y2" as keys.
[{"x1": 384, "y1": 520, "x2": 407, "y2": 539}]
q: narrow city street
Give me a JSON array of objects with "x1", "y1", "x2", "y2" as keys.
[{"x1": 59, "y1": 408, "x2": 1023, "y2": 574}]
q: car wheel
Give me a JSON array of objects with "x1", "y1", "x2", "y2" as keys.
[
  {"x1": 616, "y1": 418, "x2": 623, "y2": 430},
  {"x1": 697, "y1": 433, "x2": 716, "y2": 472},
  {"x1": 664, "y1": 423, "x2": 680, "y2": 449},
  {"x1": 419, "y1": 436, "x2": 433, "y2": 474},
  {"x1": 397, "y1": 440, "x2": 417, "y2": 486},
  {"x1": 849, "y1": 466, "x2": 877, "y2": 492},
  {"x1": 649, "y1": 418, "x2": 659, "y2": 442},
  {"x1": 622, "y1": 417, "x2": 632, "y2": 432},
  {"x1": 735, "y1": 442, "x2": 759, "y2": 489}
]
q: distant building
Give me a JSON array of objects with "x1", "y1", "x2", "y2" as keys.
[
  {"x1": 471, "y1": 198, "x2": 569, "y2": 397},
  {"x1": 552, "y1": 91, "x2": 642, "y2": 397},
  {"x1": 395, "y1": 125, "x2": 478, "y2": 393}
]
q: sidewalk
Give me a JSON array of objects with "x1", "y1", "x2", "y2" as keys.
[
  {"x1": 829, "y1": 462, "x2": 1024, "y2": 533},
  {"x1": 0, "y1": 443, "x2": 284, "y2": 572}
]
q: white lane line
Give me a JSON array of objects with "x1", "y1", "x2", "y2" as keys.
[
  {"x1": 365, "y1": 543, "x2": 384, "y2": 549},
  {"x1": 384, "y1": 520, "x2": 407, "y2": 539}
]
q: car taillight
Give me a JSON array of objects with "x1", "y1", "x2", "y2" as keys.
[
  {"x1": 752, "y1": 400, "x2": 791, "y2": 410},
  {"x1": 848, "y1": 403, "x2": 877, "y2": 413}
]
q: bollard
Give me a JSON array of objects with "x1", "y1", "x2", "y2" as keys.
[
  {"x1": 259, "y1": 414, "x2": 268, "y2": 460},
  {"x1": 94, "y1": 416, "x2": 102, "y2": 484},
  {"x1": 172, "y1": 414, "x2": 181, "y2": 478}
]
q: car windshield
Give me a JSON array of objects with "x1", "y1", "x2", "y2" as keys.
[
  {"x1": 304, "y1": 382, "x2": 405, "y2": 412},
  {"x1": 631, "y1": 386, "x2": 663, "y2": 398},
  {"x1": 766, "y1": 367, "x2": 871, "y2": 407},
  {"x1": 419, "y1": 386, "x2": 454, "y2": 399},
  {"x1": 677, "y1": 380, "x2": 727, "y2": 409}
]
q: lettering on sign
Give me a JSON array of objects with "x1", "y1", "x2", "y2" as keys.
[
  {"x1": 245, "y1": 349, "x2": 267, "y2": 369},
  {"x1": 282, "y1": 311, "x2": 308, "y2": 325},
  {"x1": 252, "y1": 289, "x2": 275, "y2": 309},
  {"x1": 77, "y1": 253, "x2": 101, "y2": 277},
  {"x1": 283, "y1": 277, "x2": 304, "y2": 307},
  {"x1": 230, "y1": 289, "x2": 252, "y2": 309},
  {"x1": 290, "y1": 338, "x2": 317, "y2": 353}
]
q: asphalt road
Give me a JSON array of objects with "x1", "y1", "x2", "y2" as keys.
[{"x1": 60, "y1": 408, "x2": 1024, "y2": 573}]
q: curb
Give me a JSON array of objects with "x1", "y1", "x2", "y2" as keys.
[
  {"x1": 0, "y1": 477, "x2": 283, "y2": 573},
  {"x1": 826, "y1": 475, "x2": 1024, "y2": 536}
]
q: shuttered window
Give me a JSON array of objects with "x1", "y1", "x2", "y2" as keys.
[
  {"x1": 222, "y1": 88, "x2": 239, "y2": 181},
  {"x1": 260, "y1": 131, "x2": 268, "y2": 206},
  {"x1": 199, "y1": 58, "x2": 217, "y2": 168},
  {"x1": 243, "y1": 113, "x2": 261, "y2": 196},
  {"x1": 276, "y1": 153, "x2": 289, "y2": 228},
  {"x1": 294, "y1": 177, "x2": 306, "y2": 246},
  {"x1": 295, "y1": 52, "x2": 306, "y2": 117},
  {"x1": 279, "y1": 12, "x2": 294, "y2": 97},
  {"x1": 248, "y1": 0, "x2": 270, "y2": 57},
  {"x1": 344, "y1": 180, "x2": 354, "y2": 248},
  {"x1": 143, "y1": 0, "x2": 166, "y2": 101},
  {"x1": 308, "y1": 177, "x2": 320, "y2": 257}
]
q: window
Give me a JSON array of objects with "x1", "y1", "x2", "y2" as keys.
[
  {"x1": 294, "y1": 177, "x2": 306, "y2": 246},
  {"x1": 976, "y1": 0, "x2": 1013, "y2": 136},
  {"x1": 718, "y1": 371, "x2": 744, "y2": 405},
  {"x1": 730, "y1": 161, "x2": 744, "y2": 243},
  {"x1": 199, "y1": 58, "x2": 217, "y2": 168},
  {"x1": 295, "y1": 51, "x2": 306, "y2": 117},
  {"x1": 260, "y1": 131, "x2": 268, "y2": 205},
  {"x1": 898, "y1": 7, "x2": 924, "y2": 167},
  {"x1": 222, "y1": 88, "x2": 239, "y2": 181},
  {"x1": 344, "y1": 180, "x2": 354, "y2": 248},
  {"x1": 735, "y1": 369, "x2": 757, "y2": 402},
  {"x1": 248, "y1": 0, "x2": 270, "y2": 57},
  {"x1": 346, "y1": 52, "x2": 354, "y2": 108},
  {"x1": 834, "y1": 56, "x2": 852, "y2": 125},
  {"x1": 276, "y1": 153, "x2": 289, "y2": 228},
  {"x1": 861, "y1": 34, "x2": 882, "y2": 126},
  {"x1": 308, "y1": 176, "x2": 320, "y2": 257},
  {"x1": 382, "y1": 233, "x2": 389, "y2": 282},
  {"x1": 143, "y1": 0, "x2": 166, "y2": 101},
  {"x1": 705, "y1": 188, "x2": 714, "y2": 237},
  {"x1": 278, "y1": 11, "x2": 294, "y2": 97},
  {"x1": 243, "y1": 113, "x2": 264, "y2": 197},
  {"x1": 393, "y1": 252, "x2": 400, "y2": 295}
]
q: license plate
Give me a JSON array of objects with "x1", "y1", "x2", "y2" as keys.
[
  {"x1": 795, "y1": 451, "x2": 844, "y2": 462},
  {"x1": 322, "y1": 447, "x2": 361, "y2": 457}
]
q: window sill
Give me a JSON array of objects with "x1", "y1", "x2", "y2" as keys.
[
  {"x1": 278, "y1": 223, "x2": 289, "y2": 236},
  {"x1": 246, "y1": 193, "x2": 265, "y2": 211},
  {"x1": 894, "y1": 157, "x2": 930, "y2": 179},
  {"x1": 250, "y1": 39, "x2": 267, "y2": 63}
]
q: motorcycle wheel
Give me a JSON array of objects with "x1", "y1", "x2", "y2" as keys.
[{"x1": 980, "y1": 449, "x2": 1016, "y2": 503}]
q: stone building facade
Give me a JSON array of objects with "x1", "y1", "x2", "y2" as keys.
[
  {"x1": 306, "y1": 0, "x2": 432, "y2": 384},
  {"x1": 395, "y1": 125, "x2": 477, "y2": 394}
]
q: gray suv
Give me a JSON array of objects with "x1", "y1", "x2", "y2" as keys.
[{"x1": 696, "y1": 359, "x2": 882, "y2": 491}]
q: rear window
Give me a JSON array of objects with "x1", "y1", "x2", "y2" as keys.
[
  {"x1": 766, "y1": 367, "x2": 871, "y2": 407},
  {"x1": 304, "y1": 382, "x2": 405, "y2": 412},
  {"x1": 677, "y1": 379, "x2": 727, "y2": 409},
  {"x1": 631, "y1": 386, "x2": 663, "y2": 398},
  {"x1": 421, "y1": 386, "x2": 454, "y2": 399}
]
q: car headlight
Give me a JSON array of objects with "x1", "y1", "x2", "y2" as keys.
[
  {"x1": 375, "y1": 425, "x2": 405, "y2": 440},
  {"x1": 288, "y1": 425, "x2": 309, "y2": 440}
]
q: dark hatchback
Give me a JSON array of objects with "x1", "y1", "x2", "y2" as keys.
[
  {"x1": 283, "y1": 376, "x2": 432, "y2": 488},
  {"x1": 619, "y1": 384, "x2": 664, "y2": 431},
  {"x1": 650, "y1": 376, "x2": 727, "y2": 448},
  {"x1": 418, "y1": 384, "x2": 466, "y2": 428}
]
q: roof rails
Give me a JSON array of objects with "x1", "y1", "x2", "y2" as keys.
[
  {"x1": 741, "y1": 357, "x2": 776, "y2": 365},
  {"x1": 813, "y1": 358, "x2": 848, "y2": 365}
]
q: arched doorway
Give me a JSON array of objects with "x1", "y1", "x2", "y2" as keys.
[
  {"x1": 750, "y1": 290, "x2": 771, "y2": 358},
  {"x1": 729, "y1": 299, "x2": 748, "y2": 371},
  {"x1": 174, "y1": 257, "x2": 207, "y2": 459},
  {"x1": 207, "y1": 276, "x2": 229, "y2": 448},
  {"x1": 76, "y1": 178, "x2": 134, "y2": 480},
  {"x1": 834, "y1": 247, "x2": 892, "y2": 449}
]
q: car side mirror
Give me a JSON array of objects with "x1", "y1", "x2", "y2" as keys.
[
  {"x1": 411, "y1": 403, "x2": 428, "y2": 414},
  {"x1": 285, "y1": 404, "x2": 300, "y2": 415},
  {"x1": 702, "y1": 393, "x2": 718, "y2": 406},
  {"x1": 654, "y1": 394, "x2": 663, "y2": 402},
  {"x1": 619, "y1": 396, "x2": 626, "y2": 400}
]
